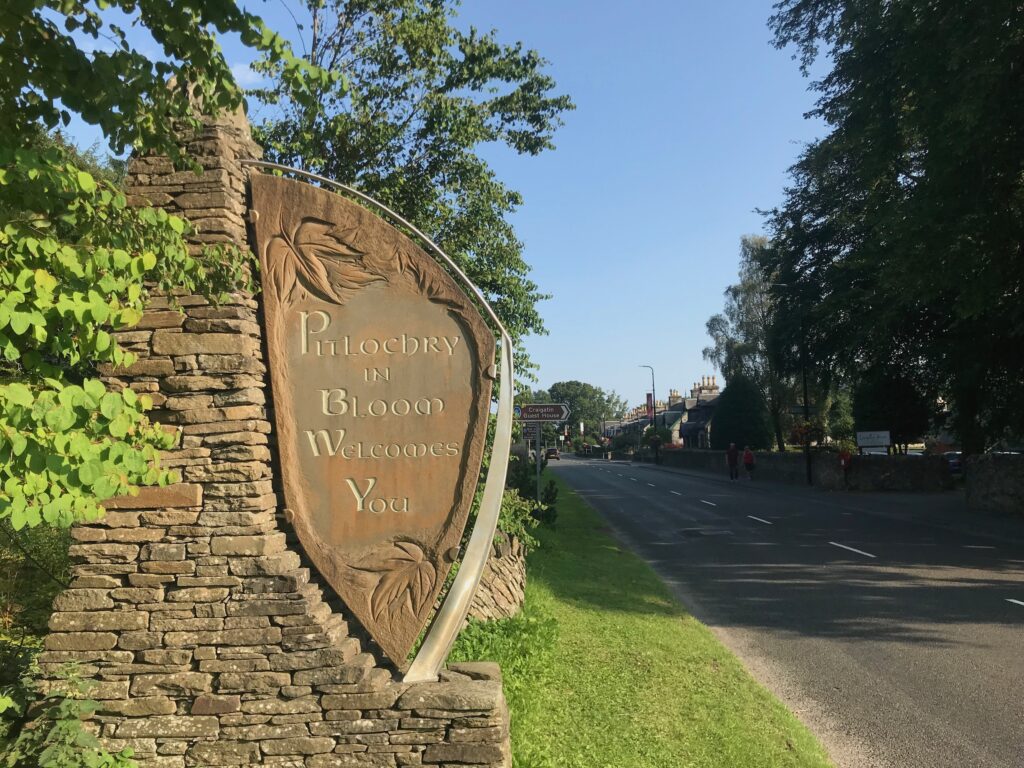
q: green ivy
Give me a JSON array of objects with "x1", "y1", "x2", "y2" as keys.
[
  {"x1": 0, "y1": 664, "x2": 136, "y2": 768},
  {"x1": 0, "y1": 145, "x2": 252, "y2": 529}
]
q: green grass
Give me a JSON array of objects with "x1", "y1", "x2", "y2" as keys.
[{"x1": 451, "y1": 473, "x2": 833, "y2": 768}]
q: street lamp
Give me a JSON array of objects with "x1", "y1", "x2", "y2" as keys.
[
  {"x1": 771, "y1": 283, "x2": 812, "y2": 486},
  {"x1": 639, "y1": 365, "x2": 658, "y2": 464}
]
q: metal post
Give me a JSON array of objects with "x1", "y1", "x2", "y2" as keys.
[
  {"x1": 535, "y1": 429, "x2": 542, "y2": 503},
  {"x1": 640, "y1": 365, "x2": 658, "y2": 465},
  {"x1": 802, "y1": 336, "x2": 812, "y2": 486}
]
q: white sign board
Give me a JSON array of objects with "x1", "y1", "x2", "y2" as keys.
[{"x1": 856, "y1": 430, "x2": 891, "y2": 448}]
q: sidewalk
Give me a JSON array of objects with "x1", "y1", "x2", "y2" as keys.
[{"x1": 601, "y1": 457, "x2": 1024, "y2": 547}]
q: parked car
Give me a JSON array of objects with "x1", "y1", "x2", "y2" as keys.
[
  {"x1": 943, "y1": 451, "x2": 962, "y2": 474},
  {"x1": 545, "y1": 448, "x2": 560, "y2": 461}
]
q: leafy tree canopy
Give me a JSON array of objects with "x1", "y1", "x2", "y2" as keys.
[
  {"x1": 709, "y1": 375, "x2": 774, "y2": 451},
  {"x1": 251, "y1": 0, "x2": 574, "y2": 374},
  {"x1": 546, "y1": 381, "x2": 626, "y2": 439},
  {"x1": 764, "y1": 0, "x2": 1024, "y2": 452},
  {"x1": 852, "y1": 367, "x2": 933, "y2": 451},
  {"x1": 0, "y1": 3, "x2": 323, "y2": 529},
  {"x1": 704, "y1": 235, "x2": 799, "y2": 451}
]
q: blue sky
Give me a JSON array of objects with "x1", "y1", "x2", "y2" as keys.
[
  {"x1": 456, "y1": 1, "x2": 826, "y2": 408},
  {"x1": 68, "y1": 1, "x2": 824, "y2": 411}
]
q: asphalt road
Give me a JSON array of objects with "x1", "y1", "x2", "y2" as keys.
[{"x1": 550, "y1": 456, "x2": 1024, "y2": 768}]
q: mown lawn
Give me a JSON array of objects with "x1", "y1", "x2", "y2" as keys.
[{"x1": 451, "y1": 473, "x2": 833, "y2": 768}]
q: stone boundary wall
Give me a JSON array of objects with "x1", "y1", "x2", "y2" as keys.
[
  {"x1": 466, "y1": 533, "x2": 525, "y2": 623},
  {"x1": 41, "y1": 110, "x2": 510, "y2": 767},
  {"x1": 964, "y1": 455, "x2": 1024, "y2": 517},
  {"x1": 627, "y1": 449, "x2": 953, "y2": 491}
]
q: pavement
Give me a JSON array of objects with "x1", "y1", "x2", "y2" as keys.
[{"x1": 550, "y1": 456, "x2": 1024, "y2": 768}]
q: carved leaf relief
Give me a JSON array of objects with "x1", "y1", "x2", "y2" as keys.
[
  {"x1": 352, "y1": 541, "x2": 437, "y2": 629},
  {"x1": 395, "y1": 245, "x2": 461, "y2": 308},
  {"x1": 266, "y1": 217, "x2": 388, "y2": 307}
]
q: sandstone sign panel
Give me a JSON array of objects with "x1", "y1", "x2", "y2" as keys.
[{"x1": 250, "y1": 175, "x2": 495, "y2": 664}]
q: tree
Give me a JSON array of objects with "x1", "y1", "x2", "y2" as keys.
[
  {"x1": 709, "y1": 375, "x2": 774, "y2": 451},
  {"x1": 704, "y1": 236, "x2": 798, "y2": 451},
  {"x1": 852, "y1": 368, "x2": 933, "y2": 453},
  {"x1": 252, "y1": 0, "x2": 574, "y2": 374},
  {"x1": 765, "y1": 1, "x2": 1024, "y2": 453},
  {"x1": 0, "y1": 4, "x2": 319, "y2": 529},
  {"x1": 826, "y1": 388, "x2": 855, "y2": 443},
  {"x1": 547, "y1": 381, "x2": 626, "y2": 438}
]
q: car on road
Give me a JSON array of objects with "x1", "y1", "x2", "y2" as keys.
[
  {"x1": 545, "y1": 448, "x2": 560, "y2": 461},
  {"x1": 943, "y1": 451, "x2": 962, "y2": 474}
]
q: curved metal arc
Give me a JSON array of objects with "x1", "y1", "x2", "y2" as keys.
[
  {"x1": 240, "y1": 159, "x2": 510, "y2": 340},
  {"x1": 242, "y1": 160, "x2": 514, "y2": 682}
]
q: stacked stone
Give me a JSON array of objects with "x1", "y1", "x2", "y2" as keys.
[
  {"x1": 41, "y1": 108, "x2": 510, "y2": 766},
  {"x1": 466, "y1": 534, "x2": 526, "y2": 623}
]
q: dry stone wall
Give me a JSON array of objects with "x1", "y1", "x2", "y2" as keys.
[
  {"x1": 466, "y1": 534, "x2": 525, "y2": 623},
  {"x1": 42, "y1": 109, "x2": 510, "y2": 767}
]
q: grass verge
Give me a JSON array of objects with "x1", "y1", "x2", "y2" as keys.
[{"x1": 451, "y1": 473, "x2": 833, "y2": 768}]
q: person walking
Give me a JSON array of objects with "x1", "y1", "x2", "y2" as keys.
[
  {"x1": 743, "y1": 446, "x2": 755, "y2": 479},
  {"x1": 726, "y1": 443, "x2": 739, "y2": 481}
]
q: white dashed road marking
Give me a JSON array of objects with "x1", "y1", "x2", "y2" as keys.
[
  {"x1": 829, "y1": 541, "x2": 876, "y2": 558},
  {"x1": 647, "y1": 483, "x2": 656, "y2": 487},
  {"x1": 1006, "y1": 599, "x2": 1024, "y2": 608},
  {"x1": 670, "y1": 491, "x2": 682, "y2": 496},
  {"x1": 700, "y1": 500, "x2": 717, "y2": 507},
  {"x1": 747, "y1": 515, "x2": 773, "y2": 525}
]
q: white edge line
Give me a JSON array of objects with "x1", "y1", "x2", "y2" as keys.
[
  {"x1": 829, "y1": 541, "x2": 876, "y2": 559},
  {"x1": 700, "y1": 499, "x2": 717, "y2": 507},
  {"x1": 1007, "y1": 599, "x2": 1024, "y2": 608},
  {"x1": 670, "y1": 491, "x2": 682, "y2": 496},
  {"x1": 747, "y1": 515, "x2": 773, "y2": 525}
]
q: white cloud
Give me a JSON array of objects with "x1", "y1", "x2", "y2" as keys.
[{"x1": 230, "y1": 62, "x2": 266, "y2": 88}]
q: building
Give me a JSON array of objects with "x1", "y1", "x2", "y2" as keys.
[{"x1": 611, "y1": 375, "x2": 721, "y2": 448}]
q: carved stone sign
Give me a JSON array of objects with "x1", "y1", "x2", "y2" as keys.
[{"x1": 250, "y1": 175, "x2": 495, "y2": 664}]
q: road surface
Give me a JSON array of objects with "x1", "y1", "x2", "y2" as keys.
[{"x1": 551, "y1": 456, "x2": 1024, "y2": 768}]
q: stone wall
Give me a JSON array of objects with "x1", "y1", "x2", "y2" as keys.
[
  {"x1": 466, "y1": 533, "x2": 526, "y2": 623},
  {"x1": 41, "y1": 109, "x2": 510, "y2": 767},
  {"x1": 636, "y1": 449, "x2": 953, "y2": 491},
  {"x1": 964, "y1": 454, "x2": 1024, "y2": 518}
]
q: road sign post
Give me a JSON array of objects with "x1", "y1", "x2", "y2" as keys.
[{"x1": 513, "y1": 403, "x2": 571, "y2": 506}]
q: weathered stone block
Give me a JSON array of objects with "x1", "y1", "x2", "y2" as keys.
[
  {"x1": 135, "y1": 310, "x2": 186, "y2": 330},
  {"x1": 260, "y1": 737, "x2": 335, "y2": 756},
  {"x1": 114, "y1": 715, "x2": 218, "y2": 738},
  {"x1": 52, "y1": 590, "x2": 114, "y2": 611},
  {"x1": 167, "y1": 587, "x2": 230, "y2": 602},
  {"x1": 138, "y1": 649, "x2": 192, "y2": 665},
  {"x1": 118, "y1": 631, "x2": 163, "y2": 650},
  {"x1": 152, "y1": 330, "x2": 258, "y2": 356},
  {"x1": 111, "y1": 587, "x2": 164, "y2": 603},
  {"x1": 49, "y1": 611, "x2": 148, "y2": 632},
  {"x1": 188, "y1": 742, "x2": 260, "y2": 766},
  {"x1": 422, "y1": 743, "x2": 505, "y2": 764},
  {"x1": 106, "y1": 484, "x2": 202, "y2": 510},
  {"x1": 192, "y1": 694, "x2": 241, "y2": 715},
  {"x1": 217, "y1": 671, "x2": 290, "y2": 693},
  {"x1": 211, "y1": 533, "x2": 286, "y2": 556},
  {"x1": 396, "y1": 681, "x2": 503, "y2": 712},
  {"x1": 131, "y1": 672, "x2": 213, "y2": 696},
  {"x1": 44, "y1": 632, "x2": 118, "y2": 651},
  {"x1": 140, "y1": 560, "x2": 195, "y2": 575},
  {"x1": 321, "y1": 690, "x2": 403, "y2": 711},
  {"x1": 100, "y1": 697, "x2": 178, "y2": 717},
  {"x1": 164, "y1": 627, "x2": 282, "y2": 646},
  {"x1": 67, "y1": 543, "x2": 139, "y2": 563}
]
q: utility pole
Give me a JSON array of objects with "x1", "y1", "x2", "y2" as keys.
[{"x1": 640, "y1": 365, "x2": 658, "y2": 465}]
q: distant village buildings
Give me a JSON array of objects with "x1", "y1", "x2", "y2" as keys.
[{"x1": 606, "y1": 375, "x2": 721, "y2": 448}]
